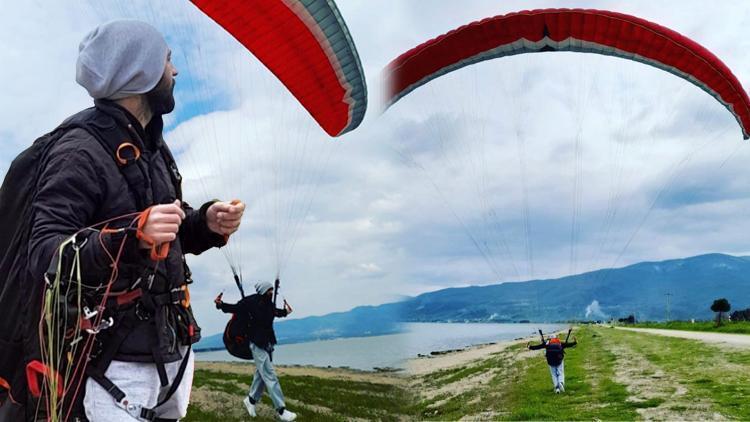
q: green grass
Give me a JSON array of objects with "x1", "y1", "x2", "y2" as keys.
[
  {"x1": 413, "y1": 328, "x2": 641, "y2": 420},
  {"x1": 606, "y1": 328, "x2": 750, "y2": 420},
  {"x1": 500, "y1": 327, "x2": 639, "y2": 421},
  {"x1": 185, "y1": 367, "x2": 417, "y2": 421},
  {"x1": 632, "y1": 320, "x2": 750, "y2": 334},
  {"x1": 186, "y1": 326, "x2": 750, "y2": 420},
  {"x1": 416, "y1": 326, "x2": 750, "y2": 420}
]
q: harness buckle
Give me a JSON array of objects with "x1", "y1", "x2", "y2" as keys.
[
  {"x1": 116, "y1": 399, "x2": 155, "y2": 421},
  {"x1": 83, "y1": 306, "x2": 98, "y2": 320},
  {"x1": 115, "y1": 142, "x2": 141, "y2": 166},
  {"x1": 135, "y1": 302, "x2": 151, "y2": 321},
  {"x1": 85, "y1": 317, "x2": 114, "y2": 335},
  {"x1": 71, "y1": 234, "x2": 88, "y2": 251}
]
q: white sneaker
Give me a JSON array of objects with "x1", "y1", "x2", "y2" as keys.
[
  {"x1": 278, "y1": 409, "x2": 297, "y2": 421},
  {"x1": 243, "y1": 396, "x2": 257, "y2": 417},
  {"x1": 559, "y1": 382, "x2": 565, "y2": 392}
]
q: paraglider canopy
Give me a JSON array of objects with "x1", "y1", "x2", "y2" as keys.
[
  {"x1": 383, "y1": 8, "x2": 750, "y2": 139},
  {"x1": 190, "y1": 0, "x2": 367, "y2": 137}
]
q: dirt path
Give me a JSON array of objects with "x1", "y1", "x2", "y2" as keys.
[
  {"x1": 605, "y1": 336, "x2": 725, "y2": 420},
  {"x1": 616, "y1": 327, "x2": 750, "y2": 347}
]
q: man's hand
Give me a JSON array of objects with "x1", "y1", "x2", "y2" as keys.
[
  {"x1": 207, "y1": 200, "x2": 245, "y2": 236},
  {"x1": 214, "y1": 292, "x2": 223, "y2": 309},
  {"x1": 284, "y1": 299, "x2": 293, "y2": 315},
  {"x1": 139, "y1": 200, "x2": 185, "y2": 249}
]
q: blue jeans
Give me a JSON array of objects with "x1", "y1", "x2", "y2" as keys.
[
  {"x1": 548, "y1": 361, "x2": 565, "y2": 389},
  {"x1": 249, "y1": 343, "x2": 286, "y2": 410}
]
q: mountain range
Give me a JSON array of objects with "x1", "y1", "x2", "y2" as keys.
[{"x1": 195, "y1": 253, "x2": 750, "y2": 350}]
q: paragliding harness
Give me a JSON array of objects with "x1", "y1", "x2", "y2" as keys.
[
  {"x1": 222, "y1": 313, "x2": 254, "y2": 361},
  {"x1": 0, "y1": 102, "x2": 198, "y2": 421},
  {"x1": 538, "y1": 329, "x2": 572, "y2": 367},
  {"x1": 220, "y1": 280, "x2": 254, "y2": 361}
]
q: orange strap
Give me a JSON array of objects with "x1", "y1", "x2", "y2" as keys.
[
  {"x1": 0, "y1": 376, "x2": 18, "y2": 405},
  {"x1": 181, "y1": 285, "x2": 191, "y2": 308},
  {"x1": 136, "y1": 207, "x2": 170, "y2": 261},
  {"x1": 26, "y1": 361, "x2": 63, "y2": 398}
]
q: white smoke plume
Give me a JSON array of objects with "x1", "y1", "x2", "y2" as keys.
[{"x1": 585, "y1": 300, "x2": 607, "y2": 320}]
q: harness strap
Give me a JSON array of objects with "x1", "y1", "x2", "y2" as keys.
[
  {"x1": 152, "y1": 352, "x2": 169, "y2": 389},
  {"x1": 59, "y1": 115, "x2": 154, "y2": 211},
  {"x1": 114, "y1": 289, "x2": 144, "y2": 307},
  {"x1": 108, "y1": 288, "x2": 188, "y2": 311},
  {"x1": 158, "y1": 143, "x2": 182, "y2": 202},
  {"x1": 155, "y1": 346, "x2": 191, "y2": 408},
  {"x1": 25, "y1": 360, "x2": 63, "y2": 399}
]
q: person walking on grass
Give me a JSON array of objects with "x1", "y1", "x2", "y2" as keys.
[
  {"x1": 215, "y1": 281, "x2": 296, "y2": 421},
  {"x1": 527, "y1": 334, "x2": 577, "y2": 394}
]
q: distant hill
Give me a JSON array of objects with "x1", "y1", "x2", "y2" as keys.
[
  {"x1": 402, "y1": 253, "x2": 750, "y2": 323},
  {"x1": 195, "y1": 302, "x2": 403, "y2": 351},
  {"x1": 195, "y1": 253, "x2": 750, "y2": 350}
]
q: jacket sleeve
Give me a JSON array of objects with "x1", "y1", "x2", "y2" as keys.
[
  {"x1": 218, "y1": 301, "x2": 241, "y2": 313},
  {"x1": 28, "y1": 131, "x2": 142, "y2": 282},
  {"x1": 178, "y1": 200, "x2": 227, "y2": 255},
  {"x1": 562, "y1": 341, "x2": 577, "y2": 349},
  {"x1": 528, "y1": 343, "x2": 546, "y2": 350},
  {"x1": 274, "y1": 308, "x2": 289, "y2": 318}
]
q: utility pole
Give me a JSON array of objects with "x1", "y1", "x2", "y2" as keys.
[{"x1": 665, "y1": 292, "x2": 672, "y2": 322}]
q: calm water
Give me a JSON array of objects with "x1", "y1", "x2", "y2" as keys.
[{"x1": 195, "y1": 322, "x2": 568, "y2": 370}]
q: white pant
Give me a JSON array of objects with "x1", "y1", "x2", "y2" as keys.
[
  {"x1": 84, "y1": 348, "x2": 194, "y2": 421},
  {"x1": 249, "y1": 343, "x2": 286, "y2": 410},
  {"x1": 548, "y1": 361, "x2": 565, "y2": 389}
]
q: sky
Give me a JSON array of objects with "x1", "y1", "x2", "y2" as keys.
[{"x1": 2, "y1": 1, "x2": 750, "y2": 335}]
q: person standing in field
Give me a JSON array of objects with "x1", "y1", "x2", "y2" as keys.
[{"x1": 527, "y1": 334, "x2": 577, "y2": 394}]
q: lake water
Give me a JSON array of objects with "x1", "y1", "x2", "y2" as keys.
[{"x1": 195, "y1": 322, "x2": 568, "y2": 370}]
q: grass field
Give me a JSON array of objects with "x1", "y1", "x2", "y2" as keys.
[
  {"x1": 185, "y1": 326, "x2": 750, "y2": 420},
  {"x1": 183, "y1": 363, "x2": 416, "y2": 421},
  {"x1": 413, "y1": 326, "x2": 750, "y2": 420}
]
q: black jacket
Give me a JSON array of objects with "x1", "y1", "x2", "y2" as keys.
[
  {"x1": 27, "y1": 100, "x2": 225, "y2": 362},
  {"x1": 219, "y1": 294, "x2": 288, "y2": 349},
  {"x1": 529, "y1": 340, "x2": 577, "y2": 366}
]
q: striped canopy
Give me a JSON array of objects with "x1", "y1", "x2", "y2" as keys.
[
  {"x1": 384, "y1": 8, "x2": 750, "y2": 139},
  {"x1": 191, "y1": 0, "x2": 367, "y2": 137}
]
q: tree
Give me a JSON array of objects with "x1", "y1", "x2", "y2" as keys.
[
  {"x1": 710, "y1": 298, "x2": 731, "y2": 326},
  {"x1": 730, "y1": 308, "x2": 750, "y2": 322},
  {"x1": 617, "y1": 315, "x2": 636, "y2": 325}
]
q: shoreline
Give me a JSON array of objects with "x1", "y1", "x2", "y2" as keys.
[{"x1": 406, "y1": 330, "x2": 569, "y2": 376}]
